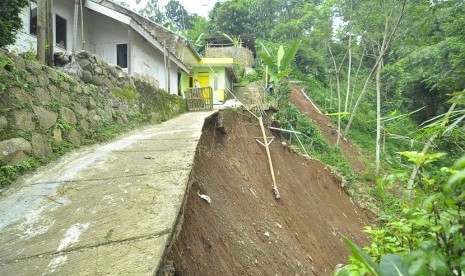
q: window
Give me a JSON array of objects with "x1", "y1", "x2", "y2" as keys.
[
  {"x1": 188, "y1": 75, "x2": 193, "y2": 88},
  {"x1": 30, "y1": 1, "x2": 37, "y2": 35},
  {"x1": 55, "y1": 15, "x2": 67, "y2": 49},
  {"x1": 116, "y1": 44, "x2": 128, "y2": 68},
  {"x1": 214, "y1": 74, "x2": 219, "y2": 91}
]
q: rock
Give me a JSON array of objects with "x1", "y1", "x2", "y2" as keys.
[
  {"x1": 78, "y1": 59, "x2": 92, "y2": 70},
  {"x1": 94, "y1": 66, "x2": 102, "y2": 75},
  {"x1": 37, "y1": 73, "x2": 50, "y2": 86},
  {"x1": 151, "y1": 112, "x2": 161, "y2": 123},
  {"x1": 102, "y1": 78, "x2": 114, "y2": 89},
  {"x1": 53, "y1": 128, "x2": 62, "y2": 142},
  {"x1": 67, "y1": 129, "x2": 81, "y2": 146},
  {"x1": 13, "y1": 109, "x2": 35, "y2": 130},
  {"x1": 81, "y1": 70, "x2": 93, "y2": 83},
  {"x1": 91, "y1": 75, "x2": 103, "y2": 86},
  {"x1": 34, "y1": 87, "x2": 51, "y2": 105},
  {"x1": 92, "y1": 115, "x2": 101, "y2": 124},
  {"x1": 60, "y1": 93, "x2": 71, "y2": 105},
  {"x1": 60, "y1": 81, "x2": 70, "y2": 91},
  {"x1": 73, "y1": 85, "x2": 82, "y2": 94},
  {"x1": 25, "y1": 59, "x2": 42, "y2": 72},
  {"x1": 32, "y1": 106, "x2": 58, "y2": 129},
  {"x1": 79, "y1": 119, "x2": 89, "y2": 130},
  {"x1": 77, "y1": 51, "x2": 91, "y2": 59},
  {"x1": 31, "y1": 133, "x2": 52, "y2": 157},
  {"x1": 49, "y1": 85, "x2": 60, "y2": 99},
  {"x1": 0, "y1": 138, "x2": 32, "y2": 166},
  {"x1": 45, "y1": 66, "x2": 58, "y2": 80},
  {"x1": 60, "y1": 107, "x2": 77, "y2": 125},
  {"x1": 73, "y1": 102, "x2": 88, "y2": 116},
  {"x1": 27, "y1": 75, "x2": 38, "y2": 83},
  {"x1": 88, "y1": 97, "x2": 97, "y2": 108},
  {"x1": 109, "y1": 66, "x2": 117, "y2": 76},
  {"x1": 0, "y1": 116, "x2": 7, "y2": 129},
  {"x1": 10, "y1": 87, "x2": 34, "y2": 104},
  {"x1": 11, "y1": 55, "x2": 26, "y2": 70},
  {"x1": 120, "y1": 113, "x2": 128, "y2": 124}
]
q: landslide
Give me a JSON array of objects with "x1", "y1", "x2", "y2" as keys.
[
  {"x1": 288, "y1": 84, "x2": 367, "y2": 173},
  {"x1": 167, "y1": 109, "x2": 371, "y2": 275}
]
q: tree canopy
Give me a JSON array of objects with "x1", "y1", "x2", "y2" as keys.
[{"x1": 0, "y1": 0, "x2": 28, "y2": 48}]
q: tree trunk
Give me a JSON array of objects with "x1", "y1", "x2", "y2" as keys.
[
  {"x1": 375, "y1": 59, "x2": 383, "y2": 175},
  {"x1": 328, "y1": 44, "x2": 341, "y2": 145},
  {"x1": 45, "y1": 0, "x2": 54, "y2": 66},
  {"x1": 344, "y1": 0, "x2": 408, "y2": 136},
  {"x1": 345, "y1": 31, "x2": 352, "y2": 113},
  {"x1": 407, "y1": 94, "x2": 463, "y2": 196},
  {"x1": 36, "y1": 0, "x2": 46, "y2": 64}
]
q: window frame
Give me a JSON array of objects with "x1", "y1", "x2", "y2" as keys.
[
  {"x1": 55, "y1": 14, "x2": 67, "y2": 49},
  {"x1": 116, "y1": 43, "x2": 128, "y2": 69}
]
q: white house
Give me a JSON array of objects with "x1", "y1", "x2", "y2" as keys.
[{"x1": 11, "y1": 0, "x2": 199, "y2": 95}]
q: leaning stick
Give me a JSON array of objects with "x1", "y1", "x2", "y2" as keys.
[{"x1": 259, "y1": 116, "x2": 280, "y2": 199}]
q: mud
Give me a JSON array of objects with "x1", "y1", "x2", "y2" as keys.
[{"x1": 166, "y1": 109, "x2": 372, "y2": 275}]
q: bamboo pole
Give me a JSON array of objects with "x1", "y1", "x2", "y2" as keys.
[
  {"x1": 73, "y1": 0, "x2": 79, "y2": 53},
  {"x1": 45, "y1": 0, "x2": 54, "y2": 66},
  {"x1": 259, "y1": 117, "x2": 280, "y2": 199},
  {"x1": 36, "y1": 0, "x2": 46, "y2": 64}
]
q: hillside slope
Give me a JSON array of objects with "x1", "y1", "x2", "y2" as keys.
[
  {"x1": 166, "y1": 110, "x2": 372, "y2": 275},
  {"x1": 288, "y1": 84, "x2": 368, "y2": 173}
]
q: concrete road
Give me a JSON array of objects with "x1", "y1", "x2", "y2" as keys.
[{"x1": 0, "y1": 111, "x2": 212, "y2": 275}]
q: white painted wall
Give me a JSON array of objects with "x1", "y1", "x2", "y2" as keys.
[
  {"x1": 10, "y1": 0, "x2": 181, "y2": 94},
  {"x1": 132, "y1": 33, "x2": 181, "y2": 94},
  {"x1": 85, "y1": 9, "x2": 129, "y2": 66},
  {"x1": 9, "y1": 0, "x2": 82, "y2": 53}
]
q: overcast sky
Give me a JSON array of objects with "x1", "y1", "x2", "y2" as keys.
[{"x1": 129, "y1": 0, "x2": 220, "y2": 18}]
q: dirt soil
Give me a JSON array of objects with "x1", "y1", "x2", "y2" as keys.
[
  {"x1": 166, "y1": 110, "x2": 372, "y2": 275},
  {"x1": 288, "y1": 84, "x2": 367, "y2": 173}
]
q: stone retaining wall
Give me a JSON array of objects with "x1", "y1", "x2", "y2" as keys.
[
  {"x1": 0, "y1": 49, "x2": 185, "y2": 180},
  {"x1": 206, "y1": 46, "x2": 254, "y2": 67}
]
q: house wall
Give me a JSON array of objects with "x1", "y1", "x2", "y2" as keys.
[
  {"x1": 10, "y1": 0, "x2": 82, "y2": 53},
  {"x1": 132, "y1": 29, "x2": 180, "y2": 94},
  {"x1": 181, "y1": 67, "x2": 231, "y2": 104},
  {"x1": 11, "y1": 1, "x2": 181, "y2": 94},
  {"x1": 85, "y1": 10, "x2": 129, "y2": 66}
]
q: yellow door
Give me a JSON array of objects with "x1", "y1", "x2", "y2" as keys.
[
  {"x1": 198, "y1": 75, "x2": 210, "y2": 104},
  {"x1": 198, "y1": 75, "x2": 209, "y2": 87}
]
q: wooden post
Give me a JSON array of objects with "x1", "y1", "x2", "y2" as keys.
[
  {"x1": 265, "y1": 65, "x2": 268, "y2": 87},
  {"x1": 80, "y1": 0, "x2": 85, "y2": 49},
  {"x1": 167, "y1": 52, "x2": 171, "y2": 93},
  {"x1": 36, "y1": 0, "x2": 46, "y2": 64},
  {"x1": 128, "y1": 29, "x2": 133, "y2": 75},
  {"x1": 45, "y1": 0, "x2": 54, "y2": 66},
  {"x1": 72, "y1": 0, "x2": 79, "y2": 53},
  {"x1": 259, "y1": 117, "x2": 280, "y2": 199}
]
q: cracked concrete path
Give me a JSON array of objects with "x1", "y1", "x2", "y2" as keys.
[{"x1": 0, "y1": 111, "x2": 212, "y2": 275}]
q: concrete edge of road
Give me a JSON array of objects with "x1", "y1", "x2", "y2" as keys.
[{"x1": 155, "y1": 111, "x2": 217, "y2": 275}]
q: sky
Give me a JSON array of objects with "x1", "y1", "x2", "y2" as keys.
[{"x1": 129, "y1": 0, "x2": 220, "y2": 19}]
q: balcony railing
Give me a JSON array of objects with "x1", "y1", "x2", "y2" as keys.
[{"x1": 185, "y1": 87, "x2": 213, "y2": 111}]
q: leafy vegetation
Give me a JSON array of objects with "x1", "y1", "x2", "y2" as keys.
[
  {"x1": 337, "y1": 152, "x2": 465, "y2": 275},
  {"x1": 0, "y1": 0, "x2": 29, "y2": 48}
]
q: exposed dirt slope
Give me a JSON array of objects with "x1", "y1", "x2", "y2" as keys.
[
  {"x1": 288, "y1": 84, "x2": 367, "y2": 173},
  {"x1": 167, "y1": 110, "x2": 371, "y2": 275}
]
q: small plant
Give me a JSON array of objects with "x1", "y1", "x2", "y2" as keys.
[
  {"x1": 111, "y1": 85, "x2": 137, "y2": 101},
  {"x1": 336, "y1": 153, "x2": 465, "y2": 276}
]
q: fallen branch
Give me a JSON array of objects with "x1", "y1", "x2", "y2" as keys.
[
  {"x1": 259, "y1": 117, "x2": 280, "y2": 200},
  {"x1": 301, "y1": 89, "x2": 322, "y2": 114}
]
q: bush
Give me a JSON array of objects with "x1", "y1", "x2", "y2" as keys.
[{"x1": 0, "y1": 0, "x2": 29, "y2": 48}]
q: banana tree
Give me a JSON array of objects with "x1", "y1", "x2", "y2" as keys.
[{"x1": 259, "y1": 40, "x2": 300, "y2": 101}]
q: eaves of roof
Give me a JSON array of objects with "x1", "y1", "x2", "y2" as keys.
[{"x1": 87, "y1": 0, "x2": 193, "y2": 72}]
